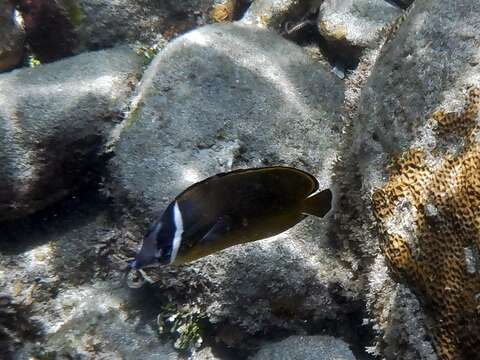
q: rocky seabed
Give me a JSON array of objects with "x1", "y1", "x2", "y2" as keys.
[{"x1": 1, "y1": 0, "x2": 479, "y2": 359}]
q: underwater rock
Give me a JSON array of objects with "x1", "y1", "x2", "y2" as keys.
[
  {"x1": 64, "y1": 0, "x2": 208, "y2": 49},
  {"x1": 239, "y1": 0, "x2": 319, "y2": 30},
  {"x1": 192, "y1": 347, "x2": 221, "y2": 360},
  {"x1": 251, "y1": 335, "x2": 356, "y2": 360},
  {"x1": 17, "y1": 0, "x2": 77, "y2": 63},
  {"x1": 0, "y1": 46, "x2": 143, "y2": 222},
  {"x1": 110, "y1": 22, "x2": 344, "y2": 224},
  {"x1": 0, "y1": 2, "x2": 25, "y2": 72},
  {"x1": 15, "y1": 0, "x2": 228, "y2": 61},
  {"x1": 109, "y1": 23, "x2": 359, "y2": 342},
  {"x1": 353, "y1": 0, "x2": 480, "y2": 358},
  {"x1": 0, "y1": 196, "x2": 181, "y2": 358},
  {"x1": 318, "y1": 0, "x2": 402, "y2": 61},
  {"x1": 0, "y1": 294, "x2": 39, "y2": 360}
]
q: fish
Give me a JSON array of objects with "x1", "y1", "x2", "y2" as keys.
[{"x1": 129, "y1": 166, "x2": 332, "y2": 269}]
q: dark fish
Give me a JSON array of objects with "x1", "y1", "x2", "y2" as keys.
[{"x1": 130, "y1": 166, "x2": 332, "y2": 269}]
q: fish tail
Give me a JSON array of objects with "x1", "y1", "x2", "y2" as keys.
[{"x1": 301, "y1": 189, "x2": 332, "y2": 218}]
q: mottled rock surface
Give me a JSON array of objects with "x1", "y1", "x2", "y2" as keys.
[
  {"x1": 0, "y1": 1, "x2": 25, "y2": 72},
  {"x1": 110, "y1": 22, "x2": 344, "y2": 219},
  {"x1": 18, "y1": 0, "x2": 231, "y2": 63},
  {"x1": 17, "y1": 0, "x2": 233, "y2": 62},
  {"x1": 193, "y1": 347, "x2": 221, "y2": 360},
  {"x1": 67, "y1": 0, "x2": 214, "y2": 49},
  {"x1": 352, "y1": 0, "x2": 480, "y2": 358},
  {"x1": 240, "y1": 0, "x2": 319, "y2": 30},
  {"x1": 251, "y1": 335, "x2": 356, "y2": 360},
  {"x1": 3, "y1": 1, "x2": 477, "y2": 359},
  {"x1": 0, "y1": 46, "x2": 143, "y2": 221},
  {"x1": 318, "y1": 0, "x2": 402, "y2": 59},
  {"x1": 0, "y1": 196, "x2": 180, "y2": 359},
  {"x1": 108, "y1": 22, "x2": 363, "y2": 347}
]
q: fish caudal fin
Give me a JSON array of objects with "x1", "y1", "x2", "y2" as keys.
[{"x1": 301, "y1": 189, "x2": 332, "y2": 218}]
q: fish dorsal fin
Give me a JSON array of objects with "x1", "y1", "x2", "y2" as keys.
[
  {"x1": 200, "y1": 216, "x2": 233, "y2": 244},
  {"x1": 301, "y1": 189, "x2": 332, "y2": 218}
]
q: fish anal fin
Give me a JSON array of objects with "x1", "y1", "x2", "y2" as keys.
[
  {"x1": 200, "y1": 215, "x2": 232, "y2": 244},
  {"x1": 301, "y1": 189, "x2": 332, "y2": 218}
]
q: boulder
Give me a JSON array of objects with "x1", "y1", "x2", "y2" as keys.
[
  {"x1": 352, "y1": 0, "x2": 480, "y2": 358},
  {"x1": 0, "y1": 1, "x2": 25, "y2": 72},
  {"x1": 192, "y1": 347, "x2": 221, "y2": 360},
  {"x1": 318, "y1": 0, "x2": 402, "y2": 60},
  {"x1": 0, "y1": 197, "x2": 180, "y2": 359},
  {"x1": 0, "y1": 46, "x2": 143, "y2": 221},
  {"x1": 251, "y1": 335, "x2": 356, "y2": 360},
  {"x1": 16, "y1": 0, "x2": 233, "y2": 63},
  {"x1": 65, "y1": 0, "x2": 209, "y2": 49},
  {"x1": 108, "y1": 22, "x2": 360, "y2": 345},
  {"x1": 17, "y1": 0, "x2": 77, "y2": 63},
  {"x1": 110, "y1": 22, "x2": 344, "y2": 221},
  {"x1": 240, "y1": 0, "x2": 319, "y2": 30}
]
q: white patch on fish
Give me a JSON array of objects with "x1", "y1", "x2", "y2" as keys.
[{"x1": 170, "y1": 202, "x2": 184, "y2": 263}]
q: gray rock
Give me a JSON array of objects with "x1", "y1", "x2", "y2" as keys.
[
  {"x1": 192, "y1": 347, "x2": 221, "y2": 360},
  {"x1": 365, "y1": 256, "x2": 437, "y2": 359},
  {"x1": 110, "y1": 22, "x2": 344, "y2": 219},
  {"x1": 0, "y1": 2, "x2": 25, "y2": 72},
  {"x1": 250, "y1": 335, "x2": 356, "y2": 360},
  {"x1": 240, "y1": 0, "x2": 320, "y2": 30},
  {"x1": 355, "y1": 0, "x2": 480, "y2": 195},
  {"x1": 351, "y1": 0, "x2": 480, "y2": 358},
  {"x1": 15, "y1": 0, "x2": 226, "y2": 62},
  {"x1": 318, "y1": 0, "x2": 402, "y2": 57},
  {"x1": 0, "y1": 199, "x2": 180, "y2": 359},
  {"x1": 109, "y1": 23, "x2": 357, "y2": 341},
  {"x1": 0, "y1": 46, "x2": 143, "y2": 221},
  {"x1": 65, "y1": 0, "x2": 227, "y2": 52}
]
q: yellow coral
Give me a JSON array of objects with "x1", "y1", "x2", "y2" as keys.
[
  {"x1": 372, "y1": 88, "x2": 480, "y2": 359},
  {"x1": 210, "y1": 2, "x2": 235, "y2": 23}
]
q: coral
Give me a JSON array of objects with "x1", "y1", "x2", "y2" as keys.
[
  {"x1": 156, "y1": 303, "x2": 205, "y2": 352},
  {"x1": 372, "y1": 87, "x2": 480, "y2": 359}
]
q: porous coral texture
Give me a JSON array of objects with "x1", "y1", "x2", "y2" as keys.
[{"x1": 372, "y1": 87, "x2": 480, "y2": 360}]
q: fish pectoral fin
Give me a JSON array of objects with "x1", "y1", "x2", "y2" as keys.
[
  {"x1": 200, "y1": 215, "x2": 233, "y2": 244},
  {"x1": 301, "y1": 189, "x2": 332, "y2": 218}
]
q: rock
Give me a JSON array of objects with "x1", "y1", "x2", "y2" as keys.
[
  {"x1": 67, "y1": 0, "x2": 207, "y2": 50},
  {"x1": 318, "y1": 0, "x2": 402, "y2": 60},
  {"x1": 352, "y1": 0, "x2": 480, "y2": 358},
  {"x1": 240, "y1": 0, "x2": 320, "y2": 30},
  {"x1": 0, "y1": 46, "x2": 143, "y2": 222},
  {"x1": 109, "y1": 23, "x2": 360, "y2": 346},
  {"x1": 251, "y1": 335, "x2": 357, "y2": 360},
  {"x1": 192, "y1": 347, "x2": 221, "y2": 360},
  {"x1": 0, "y1": 294, "x2": 39, "y2": 360},
  {"x1": 17, "y1": 0, "x2": 76, "y2": 63},
  {"x1": 365, "y1": 256, "x2": 438, "y2": 360},
  {"x1": 0, "y1": 1, "x2": 25, "y2": 72},
  {"x1": 16, "y1": 0, "x2": 232, "y2": 62},
  {"x1": 0, "y1": 196, "x2": 181, "y2": 359},
  {"x1": 110, "y1": 22, "x2": 344, "y2": 218}
]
